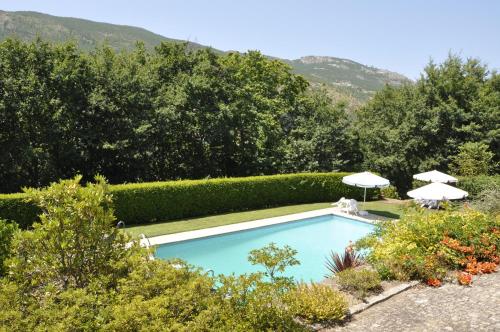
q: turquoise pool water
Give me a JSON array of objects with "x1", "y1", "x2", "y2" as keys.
[{"x1": 155, "y1": 214, "x2": 374, "y2": 282}]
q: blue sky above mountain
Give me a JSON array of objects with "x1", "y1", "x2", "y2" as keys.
[{"x1": 2, "y1": 0, "x2": 499, "y2": 79}]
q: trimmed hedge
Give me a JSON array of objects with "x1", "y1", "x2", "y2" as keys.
[
  {"x1": 0, "y1": 193, "x2": 40, "y2": 229},
  {"x1": 0, "y1": 173, "x2": 376, "y2": 227}
]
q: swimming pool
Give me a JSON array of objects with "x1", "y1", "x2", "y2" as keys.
[{"x1": 155, "y1": 214, "x2": 374, "y2": 282}]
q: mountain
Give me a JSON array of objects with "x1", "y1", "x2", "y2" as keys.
[
  {"x1": 0, "y1": 10, "x2": 410, "y2": 104},
  {"x1": 286, "y1": 56, "x2": 410, "y2": 101},
  {"x1": 0, "y1": 10, "x2": 207, "y2": 51}
]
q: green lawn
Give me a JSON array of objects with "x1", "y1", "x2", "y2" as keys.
[
  {"x1": 360, "y1": 200, "x2": 406, "y2": 219},
  {"x1": 125, "y1": 200, "x2": 405, "y2": 238}
]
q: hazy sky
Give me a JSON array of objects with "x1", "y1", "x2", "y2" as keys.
[{"x1": 2, "y1": 0, "x2": 499, "y2": 79}]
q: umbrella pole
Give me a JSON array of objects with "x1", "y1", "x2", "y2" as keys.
[{"x1": 364, "y1": 188, "x2": 367, "y2": 203}]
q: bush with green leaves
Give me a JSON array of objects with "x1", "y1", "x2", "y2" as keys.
[
  {"x1": 471, "y1": 185, "x2": 500, "y2": 216},
  {"x1": 336, "y1": 268, "x2": 382, "y2": 299},
  {"x1": 6, "y1": 176, "x2": 141, "y2": 293},
  {"x1": 380, "y1": 185, "x2": 400, "y2": 199},
  {"x1": 356, "y1": 207, "x2": 500, "y2": 282},
  {"x1": 287, "y1": 283, "x2": 348, "y2": 325},
  {"x1": 457, "y1": 175, "x2": 500, "y2": 199},
  {"x1": 0, "y1": 219, "x2": 18, "y2": 276}
]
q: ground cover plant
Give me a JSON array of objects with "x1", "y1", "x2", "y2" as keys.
[
  {"x1": 336, "y1": 268, "x2": 382, "y2": 300},
  {"x1": 356, "y1": 206, "x2": 500, "y2": 285}
]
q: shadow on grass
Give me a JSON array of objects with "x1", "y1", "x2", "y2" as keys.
[{"x1": 365, "y1": 209, "x2": 400, "y2": 219}]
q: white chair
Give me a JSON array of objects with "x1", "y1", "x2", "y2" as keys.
[
  {"x1": 342, "y1": 199, "x2": 359, "y2": 215},
  {"x1": 332, "y1": 197, "x2": 348, "y2": 208}
]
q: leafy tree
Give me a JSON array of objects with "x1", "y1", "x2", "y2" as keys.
[
  {"x1": 282, "y1": 89, "x2": 362, "y2": 172},
  {"x1": 451, "y1": 142, "x2": 494, "y2": 176},
  {"x1": 2, "y1": 39, "x2": 355, "y2": 193},
  {"x1": 357, "y1": 55, "x2": 500, "y2": 195}
]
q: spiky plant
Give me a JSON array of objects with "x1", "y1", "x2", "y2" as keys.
[{"x1": 325, "y1": 248, "x2": 364, "y2": 277}]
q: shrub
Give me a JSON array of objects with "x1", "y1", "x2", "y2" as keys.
[
  {"x1": 0, "y1": 172, "x2": 377, "y2": 228},
  {"x1": 336, "y1": 268, "x2": 382, "y2": 299},
  {"x1": 471, "y1": 185, "x2": 500, "y2": 215},
  {"x1": 325, "y1": 248, "x2": 364, "y2": 276},
  {"x1": 380, "y1": 185, "x2": 400, "y2": 199},
  {"x1": 456, "y1": 175, "x2": 500, "y2": 199},
  {"x1": 7, "y1": 176, "x2": 142, "y2": 292},
  {"x1": 358, "y1": 207, "x2": 500, "y2": 282},
  {"x1": 248, "y1": 243, "x2": 299, "y2": 283},
  {"x1": 288, "y1": 283, "x2": 348, "y2": 324},
  {"x1": 0, "y1": 219, "x2": 18, "y2": 276}
]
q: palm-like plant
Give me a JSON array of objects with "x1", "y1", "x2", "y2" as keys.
[{"x1": 325, "y1": 248, "x2": 364, "y2": 276}]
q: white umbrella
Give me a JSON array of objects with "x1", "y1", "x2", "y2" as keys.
[
  {"x1": 413, "y1": 170, "x2": 457, "y2": 183},
  {"x1": 407, "y1": 182, "x2": 468, "y2": 201},
  {"x1": 342, "y1": 171, "x2": 390, "y2": 202}
]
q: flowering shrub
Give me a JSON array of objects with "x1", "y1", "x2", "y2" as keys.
[{"x1": 356, "y1": 207, "x2": 500, "y2": 284}]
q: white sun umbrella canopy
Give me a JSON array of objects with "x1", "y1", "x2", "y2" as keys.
[
  {"x1": 413, "y1": 170, "x2": 458, "y2": 183},
  {"x1": 407, "y1": 182, "x2": 468, "y2": 201},
  {"x1": 342, "y1": 171, "x2": 390, "y2": 202}
]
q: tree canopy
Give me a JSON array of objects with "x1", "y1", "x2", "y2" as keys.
[
  {"x1": 0, "y1": 38, "x2": 498, "y2": 195},
  {"x1": 0, "y1": 38, "x2": 357, "y2": 193},
  {"x1": 357, "y1": 55, "x2": 499, "y2": 194}
]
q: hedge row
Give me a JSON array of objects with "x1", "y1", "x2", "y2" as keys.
[
  {"x1": 0, "y1": 173, "x2": 374, "y2": 228},
  {"x1": 0, "y1": 193, "x2": 40, "y2": 229}
]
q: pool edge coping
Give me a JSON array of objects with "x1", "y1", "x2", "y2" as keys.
[{"x1": 145, "y1": 208, "x2": 376, "y2": 246}]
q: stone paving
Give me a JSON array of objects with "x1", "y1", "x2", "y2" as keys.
[{"x1": 328, "y1": 272, "x2": 500, "y2": 332}]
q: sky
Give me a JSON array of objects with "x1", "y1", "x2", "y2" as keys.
[{"x1": 2, "y1": 0, "x2": 499, "y2": 79}]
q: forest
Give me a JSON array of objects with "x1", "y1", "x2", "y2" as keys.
[{"x1": 0, "y1": 38, "x2": 498, "y2": 194}]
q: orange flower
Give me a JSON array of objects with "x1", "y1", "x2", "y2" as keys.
[
  {"x1": 477, "y1": 262, "x2": 497, "y2": 274},
  {"x1": 426, "y1": 278, "x2": 441, "y2": 287},
  {"x1": 457, "y1": 272, "x2": 472, "y2": 286}
]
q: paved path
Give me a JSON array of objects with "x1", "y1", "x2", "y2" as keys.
[{"x1": 329, "y1": 272, "x2": 500, "y2": 332}]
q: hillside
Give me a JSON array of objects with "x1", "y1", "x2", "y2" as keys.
[
  {"x1": 0, "y1": 10, "x2": 207, "y2": 51},
  {"x1": 287, "y1": 56, "x2": 410, "y2": 101},
  {"x1": 0, "y1": 10, "x2": 410, "y2": 104}
]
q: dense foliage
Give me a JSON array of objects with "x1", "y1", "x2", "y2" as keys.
[
  {"x1": 0, "y1": 172, "x2": 375, "y2": 228},
  {"x1": 0, "y1": 177, "x2": 349, "y2": 331},
  {"x1": 357, "y1": 55, "x2": 500, "y2": 194},
  {"x1": 0, "y1": 38, "x2": 498, "y2": 196},
  {"x1": 0, "y1": 38, "x2": 359, "y2": 193},
  {"x1": 0, "y1": 219, "x2": 18, "y2": 276},
  {"x1": 456, "y1": 175, "x2": 500, "y2": 199},
  {"x1": 356, "y1": 207, "x2": 500, "y2": 282}
]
